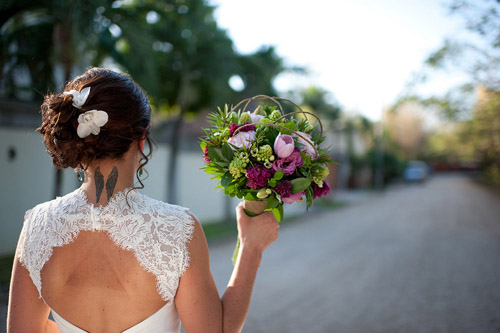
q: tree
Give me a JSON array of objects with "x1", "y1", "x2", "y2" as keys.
[
  {"x1": 105, "y1": 0, "x2": 239, "y2": 203},
  {"x1": 397, "y1": 0, "x2": 500, "y2": 182},
  {"x1": 299, "y1": 86, "x2": 341, "y2": 125},
  {"x1": 1, "y1": 0, "x2": 117, "y2": 197},
  {"x1": 425, "y1": 0, "x2": 499, "y2": 90},
  {"x1": 384, "y1": 102, "x2": 427, "y2": 160},
  {"x1": 235, "y1": 46, "x2": 284, "y2": 98},
  {"x1": 1, "y1": 0, "x2": 289, "y2": 202}
]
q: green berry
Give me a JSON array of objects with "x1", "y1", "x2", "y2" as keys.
[
  {"x1": 258, "y1": 145, "x2": 273, "y2": 160},
  {"x1": 269, "y1": 110, "x2": 282, "y2": 121},
  {"x1": 229, "y1": 157, "x2": 248, "y2": 179},
  {"x1": 312, "y1": 165, "x2": 329, "y2": 186},
  {"x1": 239, "y1": 112, "x2": 251, "y2": 124}
]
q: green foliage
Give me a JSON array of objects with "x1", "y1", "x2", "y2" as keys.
[
  {"x1": 201, "y1": 221, "x2": 237, "y2": 242},
  {"x1": 1, "y1": 0, "x2": 288, "y2": 116},
  {"x1": 0, "y1": 0, "x2": 113, "y2": 99},
  {"x1": 422, "y1": 88, "x2": 500, "y2": 184},
  {"x1": 425, "y1": 39, "x2": 463, "y2": 68},
  {"x1": 234, "y1": 46, "x2": 284, "y2": 97},
  {"x1": 422, "y1": 0, "x2": 500, "y2": 90},
  {"x1": 200, "y1": 97, "x2": 335, "y2": 222},
  {"x1": 290, "y1": 178, "x2": 312, "y2": 193},
  {"x1": 300, "y1": 86, "x2": 341, "y2": 122}
]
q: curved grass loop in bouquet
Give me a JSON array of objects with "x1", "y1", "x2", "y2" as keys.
[{"x1": 200, "y1": 95, "x2": 336, "y2": 263}]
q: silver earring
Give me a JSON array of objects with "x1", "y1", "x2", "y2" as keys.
[{"x1": 75, "y1": 168, "x2": 84, "y2": 182}]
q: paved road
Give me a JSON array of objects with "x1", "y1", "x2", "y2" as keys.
[{"x1": 209, "y1": 174, "x2": 500, "y2": 333}]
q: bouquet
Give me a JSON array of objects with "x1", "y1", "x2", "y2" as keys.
[{"x1": 200, "y1": 95, "x2": 335, "y2": 263}]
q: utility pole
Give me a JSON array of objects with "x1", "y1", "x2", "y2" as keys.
[{"x1": 374, "y1": 117, "x2": 384, "y2": 189}]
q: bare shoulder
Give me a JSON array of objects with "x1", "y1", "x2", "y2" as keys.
[
  {"x1": 185, "y1": 215, "x2": 208, "y2": 261},
  {"x1": 176, "y1": 215, "x2": 222, "y2": 332}
]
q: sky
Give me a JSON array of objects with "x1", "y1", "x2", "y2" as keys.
[{"x1": 210, "y1": 0, "x2": 467, "y2": 120}]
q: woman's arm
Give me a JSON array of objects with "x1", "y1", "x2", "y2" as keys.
[
  {"x1": 7, "y1": 259, "x2": 60, "y2": 333},
  {"x1": 176, "y1": 202, "x2": 279, "y2": 333}
]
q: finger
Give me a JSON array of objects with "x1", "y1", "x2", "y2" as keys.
[{"x1": 235, "y1": 202, "x2": 246, "y2": 220}]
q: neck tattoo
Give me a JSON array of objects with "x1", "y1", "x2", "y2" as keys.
[
  {"x1": 94, "y1": 167, "x2": 105, "y2": 203},
  {"x1": 105, "y1": 167, "x2": 119, "y2": 201}
]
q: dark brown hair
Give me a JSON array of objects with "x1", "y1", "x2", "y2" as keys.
[{"x1": 38, "y1": 67, "x2": 154, "y2": 186}]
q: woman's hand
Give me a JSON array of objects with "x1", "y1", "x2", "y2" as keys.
[
  {"x1": 178, "y1": 206, "x2": 279, "y2": 333},
  {"x1": 235, "y1": 202, "x2": 279, "y2": 254}
]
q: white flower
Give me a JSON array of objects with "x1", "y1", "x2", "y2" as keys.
[
  {"x1": 227, "y1": 130, "x2": 256, "y2": 150},
  {"x1": 63, "y1": 87, "x2": 91, "y2": 109},
  {"x1": 293, "y1": 131, "x2": 317, "y2": 159},
  {"x1": 250, "y1": 112, "x2": 264, "y2": 123},
  {"x1": 77, "y1": 110, "x2": 109, "y2": 138}
]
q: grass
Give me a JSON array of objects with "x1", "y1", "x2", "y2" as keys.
[
  {"x1": 0, "y1": 255, "x2": 13, "y2": 286},
  {"x1": 313, "y1": 199, "x2": 347, "y2": 210},
  {"x1": 202, "y1": 198, "x2": 348, "y2": 240},
  {"x1": 202, "y1": 221, "x2": 238, "y2": 242},
  {"x1": 0, "y1": 255, "x2": 13, "y2": 303}
]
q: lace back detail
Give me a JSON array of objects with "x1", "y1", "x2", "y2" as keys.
[{"x1": 17, "y1": 188, "x2": 195, "y2": 301}]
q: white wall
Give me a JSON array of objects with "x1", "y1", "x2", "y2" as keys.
[
  {"x1": 140, "y1": 145, "x2": 235, "y2": 222},
  {"x1": 0, "y1": 128, "x2": 250, "y2": 255},
  {"x1": 0, "y1": 127, "x2": 316, "y2": 255},
  {"x1": 0, "y1": 127, "x2": 78, "y2": 255}
]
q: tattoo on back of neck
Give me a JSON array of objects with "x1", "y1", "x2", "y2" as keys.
[
  {"x1": 94, "y1": 166, "x2": 119, "y2": 204},
  {"x1": 94, "y1": 167, "x2": 105, "y2": 203},
  {"x1": 106, "y1": 167, "x2": 119, "y2": 201}
]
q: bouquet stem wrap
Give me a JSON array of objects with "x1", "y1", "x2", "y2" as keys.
[{"x1": 232, "y1": 200, "x2": 267, "y2": 265}]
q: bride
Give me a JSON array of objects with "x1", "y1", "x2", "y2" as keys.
[{"x1": 7, "y1": 68, "x2": 279, "y2": 332}]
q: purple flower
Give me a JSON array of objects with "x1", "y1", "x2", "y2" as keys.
[
  {"x1": 229, "y1": 123, "x2": 240, "y2": 136},
  {"x1": 274, "y1": 180, "x2": 291, "y2": 198},
  {"x1": 274, "y1": 180, "x2": 304, "y2": 204},
  {"x1": 282, "y1": 191, "x2": 305, "y2": 204},
  {"x1": 229, "y1": 122, "x2": 256, "y2": 137},
  {"x1": 246, "y1": 165, "x2": 274, "y2": 189},
  {"x1": 272, "y1": 150, "x2": 304, "y2": 176},
  {"x1": 312, "y1": 181, "x2": 331, "y2": 199},
  {"x1": 274, "y1": 134, "x2": 295, "y2": 159}
]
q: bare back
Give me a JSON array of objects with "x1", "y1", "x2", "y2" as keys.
[
  {"x1": 14, "y1": 188, "x2": 195, "y2": 332},
  {"x1": 41, "y1": 231, "x2": 166, "y2": 332}
]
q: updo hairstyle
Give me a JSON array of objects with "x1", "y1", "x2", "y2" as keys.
[{"x1": 38, "y1": 67, "x2": 153, "y2": 181}]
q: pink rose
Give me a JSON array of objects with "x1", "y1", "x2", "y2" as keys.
[
  {"x1": 282, "y1": 191, "x2": 305, "y2": 204},
  {"x1": 274, "y1": 134, "x2": 294, "y2": 158},
  {"x1": 293, "y1": 131, "x2": 317, "y2": 159},
  {"x1": 228, "y1": 131, "x2": 256, "y2": 150}
]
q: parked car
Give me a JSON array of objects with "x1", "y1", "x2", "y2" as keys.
[{"x1": 404, "y1": 160, "x2": 429, "y2": 182}]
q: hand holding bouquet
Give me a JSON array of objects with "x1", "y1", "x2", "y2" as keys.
[{"x1": 200, "y1": 95, "x2": 335, "y2": 263}]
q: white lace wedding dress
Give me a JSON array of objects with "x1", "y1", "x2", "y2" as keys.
[{"x1": 16, "y1": 187, "x2": 195, "y2": 332}]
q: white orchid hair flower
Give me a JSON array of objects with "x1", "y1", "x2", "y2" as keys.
[
  {"x1": 63, "y1": 86, "x2": 91, "y2": 109},
  {"x1": 77, "y1": 110, "x2": 109, "y2": 138}
]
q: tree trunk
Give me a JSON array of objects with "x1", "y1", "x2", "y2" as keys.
[
  {"x1": 166, "y1": 69, "x2": 190, "y2": 204},
  {"x1": 166, "y1": 109, "x2": 186, "y2": 204}
]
